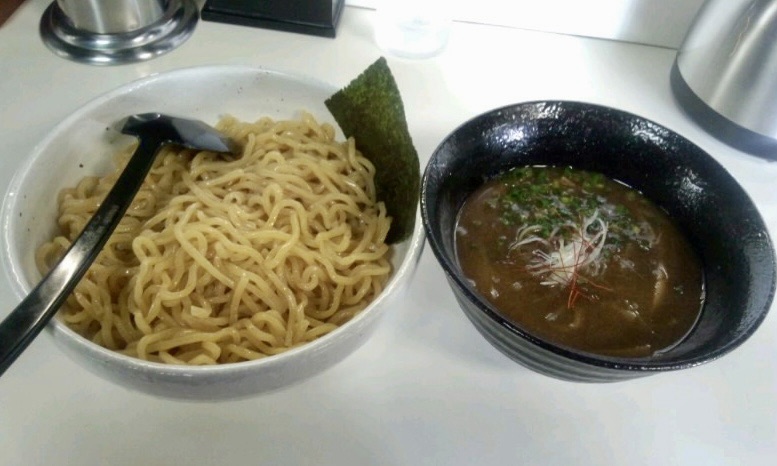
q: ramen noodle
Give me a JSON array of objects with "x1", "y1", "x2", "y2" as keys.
[{"x1": 36, "y1": 113, "x2": 393, "y2": 365}]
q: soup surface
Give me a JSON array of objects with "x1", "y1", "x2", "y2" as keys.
[{"x1": 455, "y1": 166, "x2": 704, "y2": 358}]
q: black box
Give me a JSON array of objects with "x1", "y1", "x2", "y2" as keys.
[{"x1": 201, "y1": 0, "x2": 345, "y2": 38}]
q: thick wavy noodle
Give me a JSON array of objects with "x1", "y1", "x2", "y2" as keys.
[{"x1": 36, "y1": 112, "x2": 392, "y2": 365}]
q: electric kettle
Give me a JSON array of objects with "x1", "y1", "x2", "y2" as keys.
[{"x1": 672, "y1": 0, "x2": 777, "y2": 159}]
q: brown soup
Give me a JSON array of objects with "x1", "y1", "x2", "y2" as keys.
[{"x1": 455, "y1": 166, "x2": 704, "y2": 358}]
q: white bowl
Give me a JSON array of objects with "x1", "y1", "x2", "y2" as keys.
[{"x1": 0, "y1": 65, "x2": 425, "y2": 401}]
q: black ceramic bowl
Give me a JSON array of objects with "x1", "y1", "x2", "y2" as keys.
[{"x1": 421, "y1": 101, "x2": 776, "y2": 382}]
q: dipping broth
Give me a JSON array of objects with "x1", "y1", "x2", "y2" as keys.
[{"x1": 455, "y1": 166, "x2": 704, "y2": 358}]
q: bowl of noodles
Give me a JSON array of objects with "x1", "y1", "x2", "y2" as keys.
[
  {"x1": 0, "y1": 65, "x2": 425, "y2": 400},
  {"x1": 421, "y1": 101, "x2": 776, "y2": 382}
]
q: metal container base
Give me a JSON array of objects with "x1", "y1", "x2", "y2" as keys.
[
  {"x1": 39, "y1": 0, "x2": 198, "y2": 66},
  {"x1": 671, "y1": 60, "x2": 777, "y2": 160}
]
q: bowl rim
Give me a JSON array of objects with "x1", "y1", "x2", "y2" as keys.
[
  {"x1": 0, "y1": 64, "x2": 427, "y2": 378},
  {"x1": 421, "y1": 99, "x2": 777, "y2": 373}
]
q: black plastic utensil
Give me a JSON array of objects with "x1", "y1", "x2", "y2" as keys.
[{"x1": 0, "y1": 113, "x2": 238, "y2": 377}]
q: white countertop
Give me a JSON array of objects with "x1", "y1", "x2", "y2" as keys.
[{"x1": 1, "y1": 2, "x2": 776, "y2": 465}]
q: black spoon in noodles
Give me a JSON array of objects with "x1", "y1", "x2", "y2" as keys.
[{"x1": 0, "y1": 113, "x2": 239, "y2": 376}]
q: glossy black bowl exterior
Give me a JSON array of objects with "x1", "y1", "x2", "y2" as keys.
[{"x1": 421, "y1": 101, "x2": 776, "y2": 382}]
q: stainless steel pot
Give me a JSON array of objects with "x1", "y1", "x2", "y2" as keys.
[
  {"x1": 40, "y1": 0, "x2": 199, "y2": 65},
  {"x1": 672, "y1": 0, "x2": 777, "y2": 158},
  {"x1": 56, "y1": 0, "x2": 168, "y2": 34}
]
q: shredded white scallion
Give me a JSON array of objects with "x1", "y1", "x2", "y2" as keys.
[{"x1": 526, "y1": 210, "x2": 609, "y2": 287}]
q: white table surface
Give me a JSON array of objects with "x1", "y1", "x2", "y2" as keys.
[{"x1": 1, "y1": 2, "x2": 776, "y2": 465}]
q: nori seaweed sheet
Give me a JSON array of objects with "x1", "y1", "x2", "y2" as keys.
[{"x1": 325, "y1": 57, "x2": 420, "y2": 244}]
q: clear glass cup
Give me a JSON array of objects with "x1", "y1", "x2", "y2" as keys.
[{"x1": 374, "y1": 0, "x2": 452, "y2": 59}]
